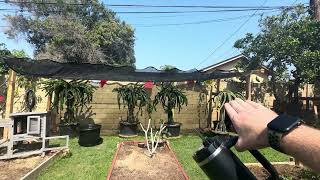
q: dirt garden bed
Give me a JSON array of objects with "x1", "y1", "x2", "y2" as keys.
[
  {"x1": 107, "y1": 141, "x2": 189, "y2": 180},
  {"x1": 0, "y1": 152, "x2": 55, "y2": 180},
  {"x1": 248, "y1": 164, "x2": 320, "y2": 180}
]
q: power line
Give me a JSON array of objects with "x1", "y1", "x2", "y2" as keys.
[
  {"x1": 0, "y1": 10, "x2": 281, "y2": 29},
  {"x1": 212, "y1": 0, "x2": 303, "y2": 64},
  {"x1": 0, "y1": 12, "x2": 271, "y2": 29},
  {"x1": 0, "y1": 0, "x2": 86, "y2": 5},
  {"x1": 133, "y1": 10, "x2": 280, "y2": 27},
  {"x1": 196, "y1": 0, "x2": 269, "y2": 68},
  {"x1": 0, "y1": 1, "x2": 298, "y2": 9},
  {"x1": 0, "y1": 8, "x2": 287, "y2": 14},
  {"x1": 104, "y1": 5, "x2": 289, "y2": 9},
  {"x1": 115, "y1": 9, "x2": 280, "y2": 14},
  {"x1": 133, "y1": 15, "x2": 255, "y2": 27}
]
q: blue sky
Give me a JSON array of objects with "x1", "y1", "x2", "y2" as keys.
[{"x1": 0, "y1": 0, "x2": 308, "y2": 70}]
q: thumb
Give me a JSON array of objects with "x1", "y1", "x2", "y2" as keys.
[{"x1": 234, "y1": 137, "x2": 246, "y2": 152}]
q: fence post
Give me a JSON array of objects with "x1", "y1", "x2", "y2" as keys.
[{"x1": 3, "y1": 70, "x2": 16, "y2": 140}]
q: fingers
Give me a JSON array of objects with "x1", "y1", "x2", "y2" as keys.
[
  {"x1": 224, "y1": 103, "x2": 239, "y2": 130},
  {"x1": 235, "y1": 98, "x2": 255, "y2": 111},
  {"x1": 224, "y1": 103, "x2": 237, "y2": 120},
  {"x1": 229, "y1": 100, "x2": 246, "y2": 113},
  {"x1": 246, "y1": 100, "x2": 267, "y2": 109}
]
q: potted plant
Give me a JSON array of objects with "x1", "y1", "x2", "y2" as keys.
[
  {"x1": 153, "y1": 83, "x2": 188, "y2": 137},
  {"x1": 42, "y1": 79, "x2": 96, "y2": 138},
  {"x1": 113, "y1": 83, "x2": 151, "y2": 137},
  {"x1": 213, "y1": 90, "x2": 244, "y2": 133}
]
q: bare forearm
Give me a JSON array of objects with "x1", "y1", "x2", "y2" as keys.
[{"x1": 281, "y1": 125, "x2": 320, "y2": 172}]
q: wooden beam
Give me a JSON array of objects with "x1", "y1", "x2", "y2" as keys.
[
  {"x1": 306, "y1": 84, "x2": 309, "y2": 111},
  {"x1": 207, "y1": 85, "x2": 213, "y2": 128},
  {"x1": 46, "y1": 94, "x2": 57, "y2": 133},
  {"x1": 5, "y1": 70, "x2": 16, "y2": 118},
  {"x1": 315, "y1": 105, "x2": 319, "y2": 120},
  {"x1": 3, "y1": 70, "x2": 16, "y2": 140},
  {"x1": 216, "y1": 79, "x2": 221, "y2": 92},
  {"x1": 246, "y1": 74, "x2": 252, "y2": 100}
]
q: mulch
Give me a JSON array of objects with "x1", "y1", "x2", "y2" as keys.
[
  {"x1": 108, "y1": 142, "x2": 188, "y2": 180},
  {"x1": 248, "y1": 164, "x2": 320, "y2": 180},
  {"x1": 0, "y1": 153, "x2": 53, "y2": 180}
]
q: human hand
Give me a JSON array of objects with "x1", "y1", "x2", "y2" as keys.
[{"x1": 224, "y1": 99, "x2": 278, "y2": 151}]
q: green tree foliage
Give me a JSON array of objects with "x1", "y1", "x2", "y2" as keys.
[
  {"x1": 234, "y1": 5, "x2": 320, "y2": 101},
  {"x1": 5, "y1": 0, "x2": 135, "y2": 66},
  {"x1": 0, "y1": 43, "x2": 11, "y2": 75},
  {"x1": 160, "y1": 65, "x2": 176, "y2": 71}
]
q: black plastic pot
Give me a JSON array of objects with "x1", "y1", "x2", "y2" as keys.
[
  {"x1": 119, "y1": 121, "x2": 138, "y2": 137},
  {"x1": 78, "y1": 124, "x2": 102, "y2": 147},
  {"x1": 165, "y1": 122, "x2": 181, "y2": 137},
  {"x1": 59, "y1": 123, "x2": 79, "y2": 138}
]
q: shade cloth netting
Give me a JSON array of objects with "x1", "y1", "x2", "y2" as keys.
[{"x1": 2, "y1": 56, "x2": 243, "y2": 82}]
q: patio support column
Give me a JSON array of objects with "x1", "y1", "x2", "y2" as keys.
[
  {"x1": 215, "y1": 79, "x2": 221, "y2": 126},
  {"x1": 5, "y1": 70, "x2": 16, "y2": 118},
  {"x1": 306, "y1": 84, "x2": 309, "y2": 111},
  {"x1": 207, "y1": 85, "x2": 213, "y2": 128},
  {"x1": 216, "y1": 79, "x2": 220, "y2": 92},
  {"x1": 46, "y1": 95, "x2": 57, "y2": 133},
  {"x1": 245, "y1": 74, "x2": 252, "y2": 100},
  {"x1": 3, "y1": 70, "x2": 16, "y2": 139}
]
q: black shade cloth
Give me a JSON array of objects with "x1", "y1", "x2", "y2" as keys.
[{"x1": 2, "y1": 56, "x2": 243, "y2": 82}]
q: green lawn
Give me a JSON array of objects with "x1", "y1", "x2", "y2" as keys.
[{"x1": 38, "y1": 135, "x2": 289, "y2": 180}]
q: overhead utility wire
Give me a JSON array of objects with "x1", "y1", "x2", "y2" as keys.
[
  {"x1": 0, "y1": 10, "x2": 280, "y2": 28},
  {"x1": 133, "y1": 10, "x2": 280, "y2": 27},
  {"x1": 214, "y1": 0, "x2": 304, "y2": 62},
  {"x1": 0, "y1": 8, "x2": 291, "y2": 14},
  {"x1": 0, "y1": 0, "x2": 86, "y2": 5},
  {"x1": 133, "y1": 15, "x2": 254, "y2": 27},
  {"x1": 105, "y1": 5, "x2": 292, "y2": 9},
  {"x1": 0, "y1": 1, "x2": 298, "y2": 9},
  {"x1": 196, "y1": 0, "x2": 269, "y2": 68}
]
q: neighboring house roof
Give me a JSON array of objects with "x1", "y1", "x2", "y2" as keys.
[
  {"x1": 201, "y1": 54, "x2": 269, "y2": 74},
  {"x1": 200, "y1": 54, "x2": 246, "y2": 72}
]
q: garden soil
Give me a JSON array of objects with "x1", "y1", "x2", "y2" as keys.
[
  {"x1": 0, "y1": 154, "x2": 51, "y2": 180},
  {"x1": 109, "y1": 144, "x2": 186, "y2": 180},
  {"x1": 248, "y1": 164, "x2": 320, "y2": 180}
]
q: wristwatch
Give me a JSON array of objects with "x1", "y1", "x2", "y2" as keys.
[{"x1": 267, "y1": 114, "x2": 302, "y2": 153}]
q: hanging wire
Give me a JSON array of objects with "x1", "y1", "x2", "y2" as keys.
[{"x1": 196, "y1": 0, "x2": 270, "y2": 68}]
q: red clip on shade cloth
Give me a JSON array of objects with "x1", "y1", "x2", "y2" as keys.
[
  {"x1": 0, "y1": 96, "x2": 4, "y2": 103},
  {"x1": 100, "y1": 80, "x2": 108, "y2": 87},
  {"x1": 144, "y1": 81, "x2": 154, "y2": 89}
]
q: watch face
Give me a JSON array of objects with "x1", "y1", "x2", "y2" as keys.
[{"x1": 267, "y1": 115, "x2": 300, "y2": 133}]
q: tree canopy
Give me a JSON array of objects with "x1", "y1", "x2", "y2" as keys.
[
  {"x1": 234, "y1": 5, "x2": 320, "y2": 101},
  {"x1": 0, "y1": 43, "x2": 11, "y2": 75},
  {"x1": 5, "y1": 0, "x2": 135, "y2": 66}
]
